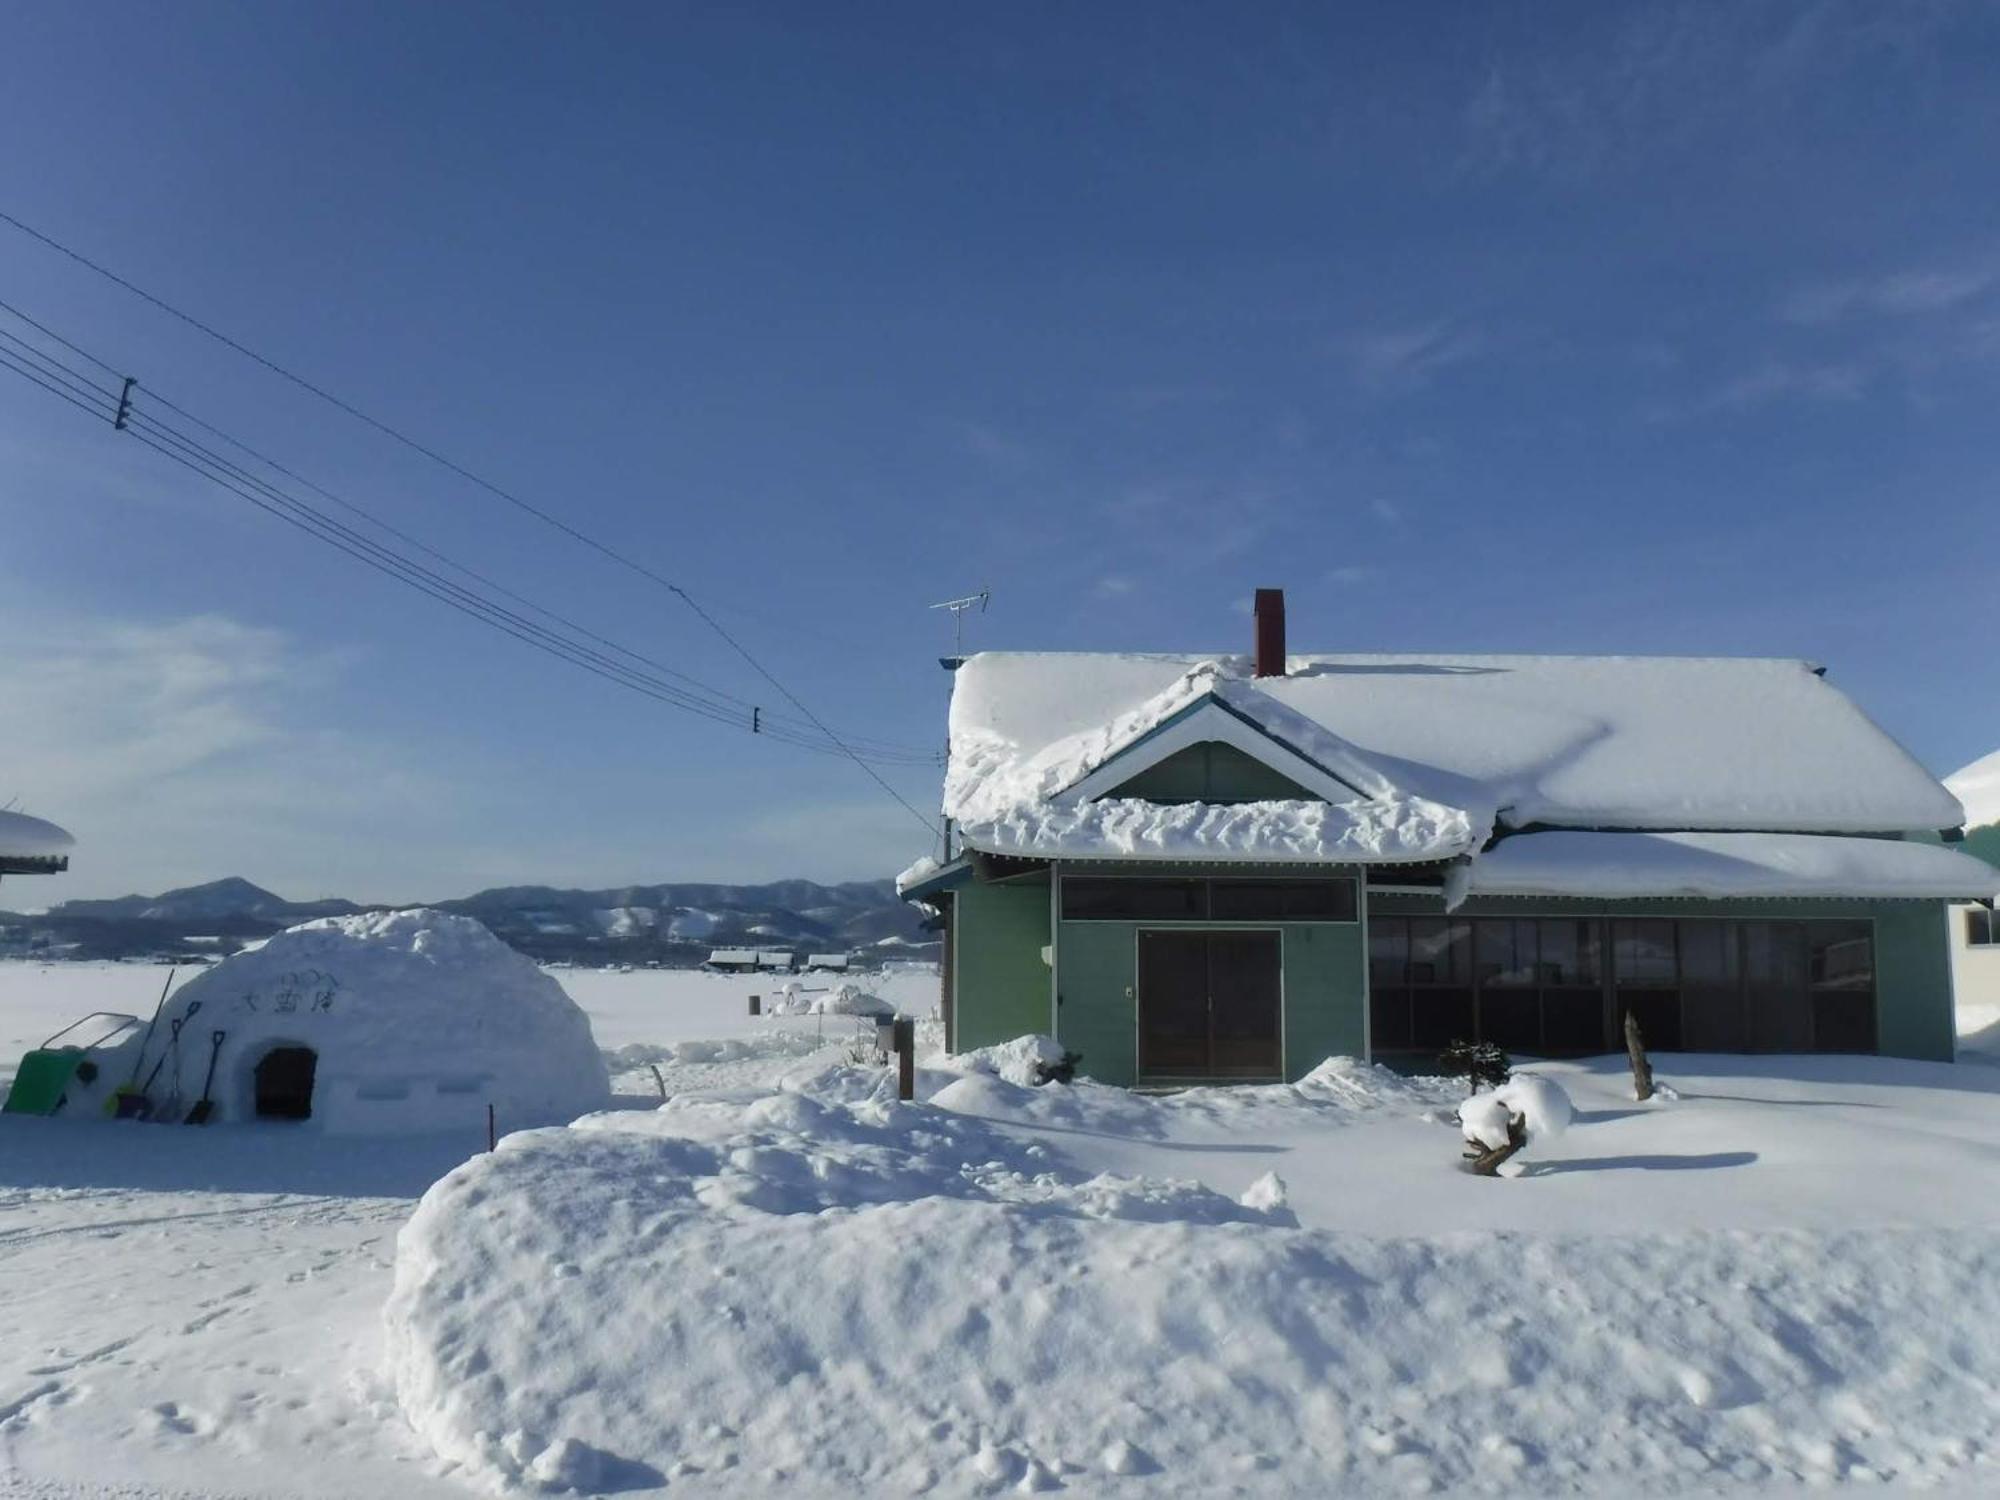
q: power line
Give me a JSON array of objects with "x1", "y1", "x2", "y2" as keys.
[
  {"x1": 0, "y1": 209, "x2": 931, "y2": 798},
  {"x1": 0, "y1": 316, "x2": 946, "y2": 819},
  {"x1": 0, "y1": 306, "x2": 940, "y2": 768}
]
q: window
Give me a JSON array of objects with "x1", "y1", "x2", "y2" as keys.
[
  {"x1": 1365, "y1": 914, "x2": 1874, "y2": 1058},
  {"x1": 1968, "y1": 908, "x2": 1998, "y2": 947},
  {"x1": 1209, "y1": 880, "x2": 1357, "y2": 922},
  {"x1": 1060, "y1": 876, "x2": 1355, "y2": 922},
  {"x1": 1060, "y1": 879, "x2": 1206, "y2": 920}
]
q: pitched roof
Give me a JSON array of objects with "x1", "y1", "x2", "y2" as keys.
[{"x1": 943, "y1": 652, "x2": 1962, "y2": 866}]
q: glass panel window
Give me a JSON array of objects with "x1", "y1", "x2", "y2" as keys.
[
  {"x1": 1613, "y1": 920, "x2": 1677, "y2": 986},
  {"x1": 1808, "y1": 922, "x2": 1873, "y2": 990},
  {"x1": 1475, "y1": 919, "x2": 1539, "y2": 986},
  {"x1": 1060, "y1": 879, "x2": 1206, "y2": 921},
  {"x1": 1967, "y1": 908, "x2": 1996, "y2": 947},
  {"x1": 1408, "y1": 919, "x2": 1471, "y2": 985},
  {"x1": 1210, "y1": 879, "x2": 1357, "y2": 921},
  {"x1": 1369, "y1": 918, "x2": 1408, "y2": 988},
  {"x1": 1537, "y1": 919, "x2": 1601, "y2": 986}
]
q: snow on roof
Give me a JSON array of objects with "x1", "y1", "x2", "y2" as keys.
[
  {"x1": 0, "y1": 810, "x2": 75, "y2": 859},
  {"x1": 945, "y1": 652, "x2": 1962, "y2": 866},
  {"x1": 707, "y1": 948, "x2": 760, "y2": 964},
  {"x1": 1947, "y1": 749, "x2": 2000, "y2": 830},
  {"x1": 1462, "y1": 831, "x2": 2000, "y2": 902}
]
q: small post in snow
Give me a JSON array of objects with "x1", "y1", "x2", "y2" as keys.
[
  {"x1": 1624, "y1": 1010, "x2": 1655, "y2": 1102},
  {"x1": 486, "y1": 1102, "x2": 497, "y2": 1152},
  {"x1": 893, "y1": 1015, "x2": 915, "y2": 1101},
  {"x1": 748, "y1": 993, "x2": 761, "y2": 1017}
]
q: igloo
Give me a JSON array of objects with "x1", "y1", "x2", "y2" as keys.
[{"x1": 140, "y1": 909, "x2": 610, "y2": 1134}]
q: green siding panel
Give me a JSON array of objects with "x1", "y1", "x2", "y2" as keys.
[
  {"x1": 952, "y1": 879, "x2": 1051, "y2": 1052},
  {"x1": 1054, "y1": 917, "x2": 1367, "y2": 1086},
  {"x1": 1108, "y1": 741, "x2": 1318, "y2": 804}
]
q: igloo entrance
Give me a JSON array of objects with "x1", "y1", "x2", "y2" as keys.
[{"x1": 254, "y1": 1046, "x2": 318, "y2": 1120}]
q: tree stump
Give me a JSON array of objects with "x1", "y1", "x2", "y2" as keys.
[
  {"x1": 1624, "y1": 1008, "x2": 1654, "y2": 1102},
  {"x1": 1462, "y1": 1111, "x2": 1527, "y2": 1176}
]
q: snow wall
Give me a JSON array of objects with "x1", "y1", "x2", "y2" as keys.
[{"x1": 135, "y1": 910, "x2": 608, "y2": 1134}]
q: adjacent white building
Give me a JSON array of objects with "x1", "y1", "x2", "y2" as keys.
[{"x1": 1947, "y1": 750, "x2": 2000, "y2": 1024}]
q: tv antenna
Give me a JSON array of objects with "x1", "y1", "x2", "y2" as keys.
[{"x1": 929, "y1": 588, "x2": 990, "y2": 664}]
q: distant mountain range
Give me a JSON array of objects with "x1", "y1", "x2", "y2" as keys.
[{"x1": 0, "y1": 875, "x2": 935, "y2": 967}]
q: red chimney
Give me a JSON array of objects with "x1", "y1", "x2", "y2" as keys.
[{"x1": 1253, "y1": 588, "x2": 1286, "y2": 677}]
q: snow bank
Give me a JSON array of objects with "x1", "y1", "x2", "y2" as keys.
[
  {"x1": 763, "y1": 980, "x2": 896, "y2": 1017},
  {"x1": 388, "y1": 1067, "x2": 2000, "y2": 1496},
  {"x1": 1465, "y1": 828, "x2": 2000, "y2": 900},
  {"x1": 0, "y1": 808, "x2": 75, "y2": 858},
  {"x1": 942, "y1": 1032, "x2": 1069, "y2": 1086},
  {"x1": 121, "y1": 910, "x2": 609, "y2": 1133}
]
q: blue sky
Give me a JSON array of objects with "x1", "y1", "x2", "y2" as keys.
[{"x1": 2, "y1": 1, "x2": 1997, "y2": 901}]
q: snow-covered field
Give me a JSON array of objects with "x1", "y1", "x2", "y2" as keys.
[{"x1": 4, "y1": 957, "x2": 2000, "y2": 1498}]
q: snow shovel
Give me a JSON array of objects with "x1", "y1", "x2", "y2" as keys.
[
  {"x1": 124, "y1": 998, "x2": 200, "y2": 1122},
  {"x1": 183, "y1": 1030, "x2": 226, "y2": 1125},
  {"x1": 109, "y1": 968, "x2": 176, "y2": 1119}
]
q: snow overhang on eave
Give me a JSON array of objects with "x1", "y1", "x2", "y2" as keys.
[
  {"x1": 1458, "y1": 829, "x2": 2000, "y2": 903},
  {"x1": 895, "y1": 854, "x2": 974, "y2": 904}
]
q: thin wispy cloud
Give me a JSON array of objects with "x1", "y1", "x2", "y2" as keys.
[
  {"x1": 1644, "y1": 358, "x2": 1867, "y2": 422},
  {"x1": 1346, "y1": 321, "x2": 1487, "y2": 395},
  {"x1": 1779, "y1": 257, "x2": 2000, "y2": 324}
]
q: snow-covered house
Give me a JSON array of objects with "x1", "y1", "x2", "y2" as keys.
[
  {"x1": 899, "y1": 591, "x2": 2000, "y2": 1085},
  {"x1": 805, "y1": 952, "x2": 851, "y2": 973},
  {"x1": 1944, "y1": 750, "x2": 2000, "y2": 1017},
  {"x1": 704, "y1": 947, "x2": 761, "y2": 973}
]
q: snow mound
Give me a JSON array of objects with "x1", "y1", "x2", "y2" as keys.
[
  {"x1": 388, "y1": 1071, "x2": 2000, "y2": 1496},
  {"x1": 117, "y1": 909, "x2": 609, "y2": 1134},
  {"x1": 763, "y1": 980, "x2": 896, "y2": 1017},
  {"x1": 944, "y1": 1032, "x2": 1069, "y2": 1086}
]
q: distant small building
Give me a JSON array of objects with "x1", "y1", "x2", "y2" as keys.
[
  {"x1": 0, "y1": 810, "x2": 74, "y2": 883},
  {"x1": 756, "y1": 950, "x2": 797, "y2": 973},
  {"x1": 805, "y1": 952, "x2": 851, "y2": 973},
  {"x1": 703, "y1": 948, "x2": 761, "y2": 973}
]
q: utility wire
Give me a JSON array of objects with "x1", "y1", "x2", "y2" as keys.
[
  {"x1": 0, "y1": 209, "x2": 937, "y2": 811},
  {"x1": 0, "y1": 317, "x2": 945, "y2": 810},
  {"x1": 0, "y1": 293, "x2": 935, "y2": 761}
]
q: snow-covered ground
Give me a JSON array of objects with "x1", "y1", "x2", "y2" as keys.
[
  {"x1": 0, "y1": 961, "x2": 933, "y2": 1500},
  {"x1": 4, "y1": 957, "x2": 2000, "y2": 1498}
]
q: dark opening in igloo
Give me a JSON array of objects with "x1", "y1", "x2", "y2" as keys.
[{"x1": 255, "y1": 1046, "x2": 317, "y2": 1120}]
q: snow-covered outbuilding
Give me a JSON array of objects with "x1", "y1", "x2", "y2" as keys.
[
  {"x1": 0, "y1": 809, "x2": 74, "y2": 880},
  {"x1": 756, "y1": 949, "x2": 796, "y2": 972},
  {"x1": 1945, "y1": 750, "x2": 2000, "y2": 1018},
  {"x1": 703, "y1": 948, "x2": 761, "y2": 972},
  {"x1": 116, "y1": 909, "x2": 609, "y2": 1132},
  {"x1": 900, "y1": 590, "x2": 2000, "y2": 1083},
  {"x1": 804, "y1": 952, "x2": 851, "y2": 973}
]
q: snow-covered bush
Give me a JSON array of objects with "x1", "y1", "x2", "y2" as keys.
[
  {"x1": 1438, "y1": 1038, "x2": 1511, "y2": 1094},
  {"x1": 1458, "y1": 1072, "x2": 1572, "y2": 1176}
]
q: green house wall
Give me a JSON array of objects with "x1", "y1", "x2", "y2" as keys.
[
  {"x1": 943, "y1": 872, "x2": 1961, "y2": 1080},
  {"x1": 949, "y1": 876, "x2": 1051, "y2": 1053},
  {"x1": 1106, "y1": 740, "x2": 1319, "y2": 804}
]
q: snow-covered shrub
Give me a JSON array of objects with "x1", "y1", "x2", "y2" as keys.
[{"x1": 1458, "y1": 1072, "x2": 1573, "y2": 1176}]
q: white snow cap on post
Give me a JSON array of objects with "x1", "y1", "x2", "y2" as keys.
[{"x1": 1459, "y1": 1074, "x2": 1573, "y2": 1154}]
